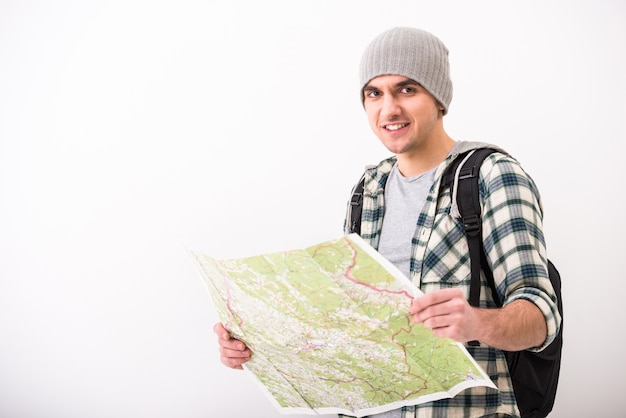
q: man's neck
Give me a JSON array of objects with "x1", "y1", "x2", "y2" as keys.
[{"x1": 396, "y1": 135, "x2": 455, "y2": 177}]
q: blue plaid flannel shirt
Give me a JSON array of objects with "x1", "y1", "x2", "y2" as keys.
[{"x1": 341, "y1": 142, "x2": 561, "y2": 418}]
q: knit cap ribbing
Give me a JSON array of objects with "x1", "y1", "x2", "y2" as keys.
[{"x1": 360, "y1": 27, "x2": 453, "y2": 115}]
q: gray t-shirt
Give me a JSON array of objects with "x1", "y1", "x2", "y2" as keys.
[{"x1": 377, "y1": 163, "x2": 437, "y2": 280}]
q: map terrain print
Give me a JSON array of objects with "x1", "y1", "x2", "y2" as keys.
[{"x1": 192, "y1": 234, "x2": 494, "y2": 416}]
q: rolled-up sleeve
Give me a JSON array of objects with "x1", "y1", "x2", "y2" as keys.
[{"x1": 481, "y1": 155, "x2": 562, "y2": 351}]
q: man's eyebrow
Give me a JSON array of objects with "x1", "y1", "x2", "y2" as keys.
[
  {"x1": 364, "y1": 78, "x2": 421, "y2": 91},
  {"x1": 396, "y1": 78, "x2": 420, "y2": 87}
]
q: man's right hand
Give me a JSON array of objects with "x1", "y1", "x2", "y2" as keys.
[{"x1": 213, "y1": 322, "x2": 252, "y2": 370}]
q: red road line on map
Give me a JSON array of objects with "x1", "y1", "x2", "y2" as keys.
[
  {"x1": 338, "y1": 237, "x2": 431, "y2": 383},
  {"x1": 340, "y1": 236, "x2": 415, "y2": 300},
  {"x1": 308, "y1": 238, "x2": 433, "y2": 393}
]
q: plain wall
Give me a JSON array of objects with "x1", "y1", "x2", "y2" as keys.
[{"x1": 1, "y1": 1, "x2": 625, "y2": 417}]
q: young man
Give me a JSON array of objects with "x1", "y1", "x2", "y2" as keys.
[{"x1": 214, "y1": 27, "x2": 561, "y2": 418}]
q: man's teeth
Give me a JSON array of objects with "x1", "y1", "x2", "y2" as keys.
[{"x1": 386, "y1": 123, "x2": 407, "y2": 131}]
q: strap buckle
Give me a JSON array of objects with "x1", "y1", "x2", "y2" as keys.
[
  {"x1": 459, "y1": 165, "x2": 478, "y2": 180},
  {"x1": 463, "y1": 215, "x2": 480, "y2": 235}
]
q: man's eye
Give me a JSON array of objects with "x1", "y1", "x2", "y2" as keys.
[
  {"x1": 365, "y1": 90, "x2": 380, "y2": 98},
  {"x1": 402, "y1": 87, "x2": 416, "y2": 93}
]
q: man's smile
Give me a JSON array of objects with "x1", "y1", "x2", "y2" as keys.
[{"x1": 384, "y1": 123, "x2": 409, "y2": 131}]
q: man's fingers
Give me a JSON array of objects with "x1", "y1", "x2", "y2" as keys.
[
  {"x1": 410, "y1": 289, "x2": 467, "y2": 325},
  {"x1": 410, "y1": 288, "x2": 459, "y2": 313},
  {"x1": 220, "y1": 346, "x2": 251, "y2": 369},
  {"x1": 220, "y1": 346, "x2": 251, "y2": 358},
  {"x1": 221, "y1": 354, "x2": 247, "y2": 369},
  {"x1": 222, "y1": 360, "x2": 244, "y2": 370},
  {"x1": 214, "y1": 323, "x2": 246, "y2": 349},
  {"x1": 218, "y1": 335, "x2": 246, "y2": 351},
  {"x1": 213, "y1": 322, "x2": 231, "y2": 340},
  {"x1": 213, "y1": 322, "x2": 252, "y2": 370}
]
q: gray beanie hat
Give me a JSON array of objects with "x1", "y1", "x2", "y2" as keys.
[{"x1": 360, "y1": 27, "x2": 453, "y2": 115}]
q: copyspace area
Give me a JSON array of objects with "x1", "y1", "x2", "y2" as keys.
[{"x1": 1, "y1": 1, "x2": 624, "y2": 417}]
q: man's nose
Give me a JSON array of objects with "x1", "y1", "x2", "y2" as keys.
[{"x1": 381, "y1": 95, "x2": 400, "y2": 119}]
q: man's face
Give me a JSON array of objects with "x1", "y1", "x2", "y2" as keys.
[{"x1": 363, "y1": 75, "x2": 442, "y2": 156}]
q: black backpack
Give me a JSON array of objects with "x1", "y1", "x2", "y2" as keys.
[{"x1": 348, "y1": 148, "x2": 563, "y2": 418}]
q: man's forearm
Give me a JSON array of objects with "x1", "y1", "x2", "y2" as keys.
[{"x1": 474, "y1": 299, "x2": 547, "y2": 351}]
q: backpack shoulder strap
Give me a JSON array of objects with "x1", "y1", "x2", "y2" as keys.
[
  {"x1": 458, "y1": 148, "x2": 498, "y2": 306},
  {"x1": 349, "y1": 176, "x2": 365, "y2": 235},
  {"x1": 442, "y1": 148, "x2": 500, "y2": 307}
]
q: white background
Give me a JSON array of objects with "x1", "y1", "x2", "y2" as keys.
[{"x1": 1, "y1": 1, "x2": 625, "y2": 417}]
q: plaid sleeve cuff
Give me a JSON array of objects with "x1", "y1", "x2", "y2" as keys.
[{"x1": 507, "y1": 286, "x2": 562, "y2": 352}]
